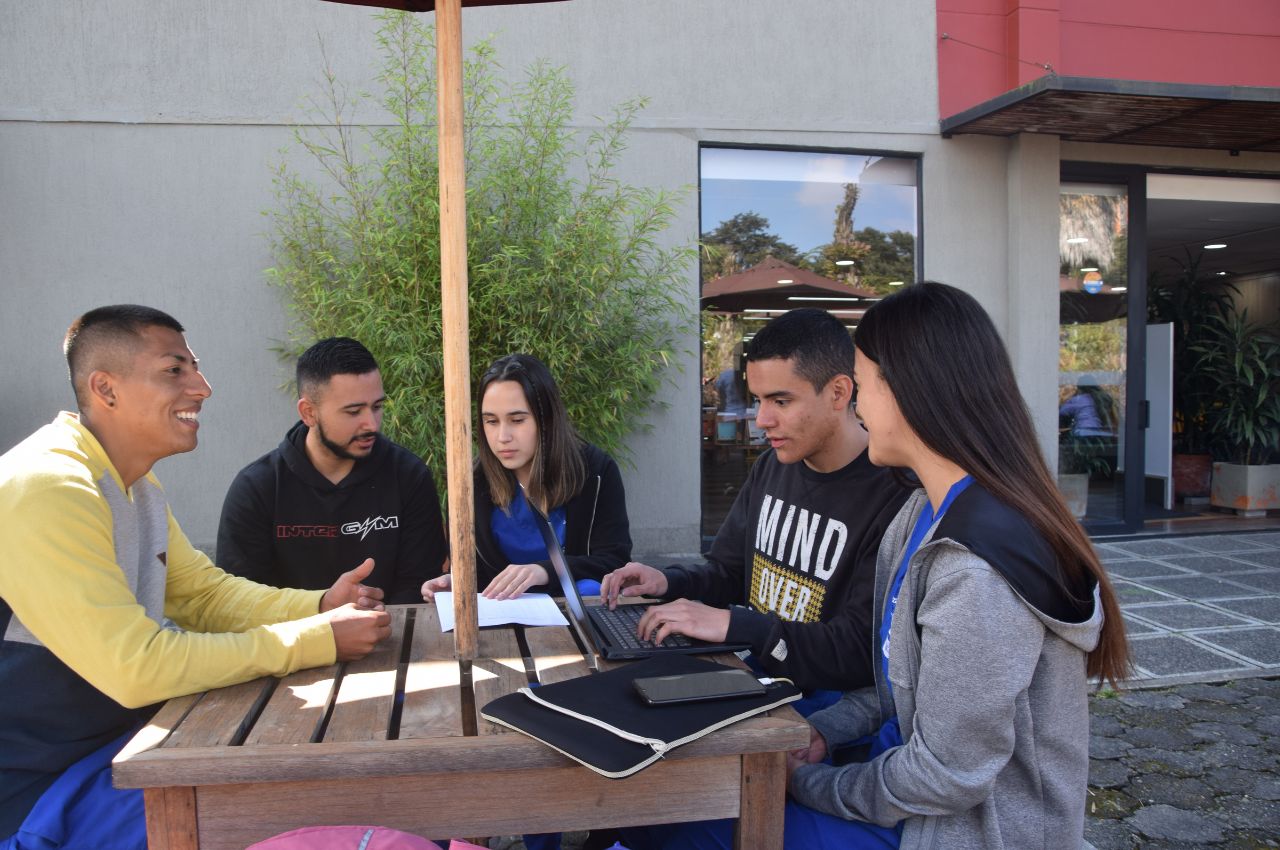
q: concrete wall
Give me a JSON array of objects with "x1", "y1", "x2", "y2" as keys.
[
  {"x1": 11, "y1": 0, "x2": 1268, "y2": 553},
  {"x1": 1, "y1": 0, "x2": 951, "y2": 556}
]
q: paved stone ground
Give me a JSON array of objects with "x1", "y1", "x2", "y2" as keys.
[{"x1": 1086, "y1": 677, "x2": 1280, "y2": 849}]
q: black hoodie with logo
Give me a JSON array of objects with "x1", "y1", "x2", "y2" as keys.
[{"x1": 216, "y1": 421, "x2": 448, "y2": 604}]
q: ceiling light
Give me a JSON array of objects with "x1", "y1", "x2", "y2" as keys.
[
  {"x1": 1216, "y1": 271, "x2": 1228, "y2": 276},
  {"x1": 888, "y1": 281, "x2": 905, "y2": 286},
  {"x1": 1080, "y1": 267, "x2": 1098, "y2": 272},
  {"x1": 834, "y1": 260, "x2": 855, "y2": 267},
  {"x1": 1066, "y1": 237, "x2": 1088, "y2": 244},
  {"x1": 1110, "y1": 287, "x2": 1128, "y2": 293},
  {"x1": 1204, "y1": 243, "x2": 1227, "y2": 250},
  {"x1": 776, "y1": 278, "x2": 794, "y2": 285},
  {"x1": 788, "y1": 296, "x2": 863, "y2": 302}
]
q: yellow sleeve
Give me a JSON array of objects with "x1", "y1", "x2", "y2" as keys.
[
  {"x1": 0, "y1": 472, "x2": 337, "y2": 709},
  {"x1": 163, "y1": 511, "x2": 327, "y2": 632}
]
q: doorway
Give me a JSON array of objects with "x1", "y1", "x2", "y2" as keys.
[
  {"x1": 1146, "y1": 174, "x2": 1280, "y2": 514},
  {"x1": 1060, "y1": 165, "x2": 1280, "y2": 533}
]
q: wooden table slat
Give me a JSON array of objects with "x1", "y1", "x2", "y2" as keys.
[
  {"x1": 114, "y1": 714, "x2": 809, "y2": 788},
  {"x1": 323, "y1": 607, "x2": 408, "y2": 742},
  {"x1": 473, "y1": 627, "x2": 530, "y2": 734},
  {"x1": 162, "y1": 677, "x2": 275, "y2": 749},
  {"x1": 523, "y1": 625, "x2": 591, "y2": 684},
  {"x1": 400, "y1": 604, "x2": 464, "y2": 739},
  {"x1": 192, "y1": 758, "x2": 743, "y2": 850},
  {"x1": 244, "y1": 664, "x2": 338, "y2": 745},
  {"x1": 112, "y1": 693, "x2": 201, "y2": 769}
]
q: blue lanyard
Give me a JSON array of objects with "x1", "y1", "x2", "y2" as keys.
[{"x1": 879, "y1": 476, "x2": 973, "y2": 687}]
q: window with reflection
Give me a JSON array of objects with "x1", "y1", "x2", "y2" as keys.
[
  {"x1": 699, "y1": 146, "x2": 919, "y2": 541},
  {"x1": 1058, "y1": 183, "x2": 1128, "y2": 523}
]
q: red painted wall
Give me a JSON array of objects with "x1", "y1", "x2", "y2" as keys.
[{"x1": 938, "y1": 0, "x2": 1280, "y2": 119}]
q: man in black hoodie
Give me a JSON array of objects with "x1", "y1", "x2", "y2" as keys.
[{"x1": 217, "y1": 338, "x2": 448, "y2": 604}]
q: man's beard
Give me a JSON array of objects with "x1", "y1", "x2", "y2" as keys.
[{"x1": 316, "y1": 420, "x2": 377, "y2": 461}]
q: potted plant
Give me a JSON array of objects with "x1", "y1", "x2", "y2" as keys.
[
  {"x1": 1191, "y1": 308, "x2": 1280, "y2": 515},
  {"x1": 1057, "y1": 434, "x2": 1114, "y2": 519},
  {"x1": 1147, "y1": 250, "x2": 1238, "y2": 500}
]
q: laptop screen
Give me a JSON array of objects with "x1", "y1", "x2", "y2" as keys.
[{"x1": 524, "y1": 492, "x2": 599, "y2": 661}]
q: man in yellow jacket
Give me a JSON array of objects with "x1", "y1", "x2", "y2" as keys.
[{"x1": 0, "y1": 305, "x2": 392, "y2": 850}]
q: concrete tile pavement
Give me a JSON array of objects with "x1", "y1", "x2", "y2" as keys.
[{"x1": 1097, "y1": 531, "x2": 1280, "y2": 686}]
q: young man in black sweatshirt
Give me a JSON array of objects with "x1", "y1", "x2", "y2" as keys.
[
  {"x1": 217, "y1": 337, "x2": 448, "y2": 604},
  {"x1": 600, "y1": 309, "x2": 909, "y2": 693}
]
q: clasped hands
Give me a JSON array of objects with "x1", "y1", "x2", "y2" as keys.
[{"x1": 318, "y1": 557, "x2": 391, "y2": 661}]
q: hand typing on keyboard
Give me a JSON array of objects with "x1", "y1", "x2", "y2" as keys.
[{"x1": 636, "y1": 599, "x2": 733, "y2": 646}]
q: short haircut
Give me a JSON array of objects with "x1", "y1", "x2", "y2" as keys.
[
  {"x1": 64, "y1": 305, "x2": 185, "y2": 409},
  {"x1": 296, "y1": 337, "x2": 379, "y2": 398},
  {"x1": 746, "y1": 308, "x2": 855, "y2": 395}
]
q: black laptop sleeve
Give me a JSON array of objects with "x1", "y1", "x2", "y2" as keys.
[{"x1": 479, "y1": 655, "x2": 801, "y2": 778}]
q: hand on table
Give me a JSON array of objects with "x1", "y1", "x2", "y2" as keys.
[
  {"x1": 326, "y1": 603, "x2": 392, "y2": 661},
  {"x1": 481, "y1": 563, "x2": 549, "y2": 600},
  {"x1": 420, "y1": 563, "x2": 549, "y2": 601},
  {"x1": 421, "y1": 573, "x2": 451, "y2": 602},
  {"x1": 320, "y1": 558, "x2": 385, "y2": 612},
  {"x1": 635, "y1": 599, "x2": 730, "y2": 644},
  {"x1": 600, "y1": 562, "x2": 669, "y2": 609}
]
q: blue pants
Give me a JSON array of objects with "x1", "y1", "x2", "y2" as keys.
[
  {"x1": 522, "y1": 834, "x2": 561, "y2": 850},
  {"x1": 619, "y1": 707, "x2": 903, "y2": 850},
  {"x1": 619, "y1": 800, "x2": 899, "y2": 850},
  {"x1": 0, "y1": 730, "x2": 145, "y2": 850}
]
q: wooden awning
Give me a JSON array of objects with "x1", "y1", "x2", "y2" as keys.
[{"x1": 941, "y1": 76, "x2": 1280, "y2": 153}]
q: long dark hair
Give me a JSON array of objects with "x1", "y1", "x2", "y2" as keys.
[
  {"x1": 856, "y1": 282, "x2": 1130, "y2": 686},
  {"x1": 476, "y1": 354, "x2": 586, "y2": 514}
]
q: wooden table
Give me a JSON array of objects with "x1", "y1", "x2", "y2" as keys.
[{"x1": 113, "y1": 603, "x2": 810, "y2": 850}]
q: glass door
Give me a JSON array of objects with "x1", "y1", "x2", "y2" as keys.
[{"x1": 1058, "y1": 182, "x2": 1132, "y2": 527}]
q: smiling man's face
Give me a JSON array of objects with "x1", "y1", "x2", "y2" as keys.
[{"x1": 108, "y1": 325, "x2": 212, "y2": 465}]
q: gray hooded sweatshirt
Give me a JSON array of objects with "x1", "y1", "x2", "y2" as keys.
[{"x1": 790, "y1": 484, "x2": 1103, "y2": 850}]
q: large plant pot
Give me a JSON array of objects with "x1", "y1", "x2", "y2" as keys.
[
  {"x1": 1211, "y1": 463, "x2": 1280, "y2": 515},
  {"x1": 1058, "y1": 473, "x2": 1090, "y2": 519},
  {"x1": 1172, "y1": 453, "x2": 1213, "y2": 499}
]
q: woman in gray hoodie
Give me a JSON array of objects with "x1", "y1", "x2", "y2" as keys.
[{"x1": 784, "y1": 281, "x2": 1131, "y2": 849}]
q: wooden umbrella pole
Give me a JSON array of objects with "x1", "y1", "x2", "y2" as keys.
[{"x1": 436, "y1": 0, "x2": 477, "y2": 661}]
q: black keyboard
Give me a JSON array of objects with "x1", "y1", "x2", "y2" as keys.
[{"x1": 591, "y1": 604, "x2": 693, "y2": 650}]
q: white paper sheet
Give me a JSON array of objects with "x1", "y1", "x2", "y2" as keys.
[{"x1": 434, "y1": 591, "x2": 569, "y2": 632}]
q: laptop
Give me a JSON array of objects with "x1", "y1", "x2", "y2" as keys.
[{"x1": 527, "y1": 500, "x2": 750, "y2": 664}]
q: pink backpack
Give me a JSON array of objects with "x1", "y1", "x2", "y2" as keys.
[{"x1": 247, "y1": 826, "x2": 486, "y2": 849}]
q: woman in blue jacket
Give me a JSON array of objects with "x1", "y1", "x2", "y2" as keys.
[{"x1": 422, "y1": 353, "x2": 632, "y2": 599}]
